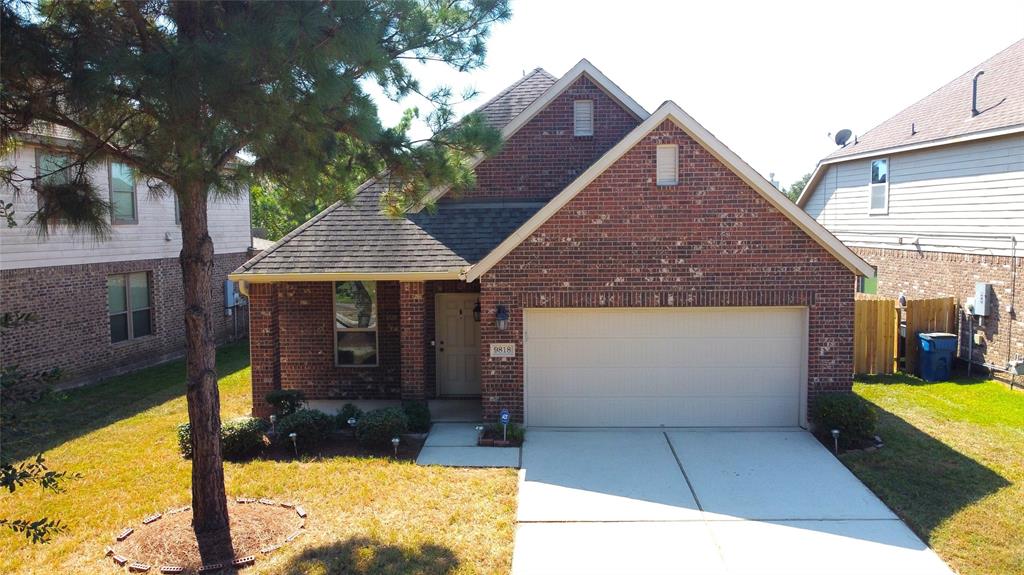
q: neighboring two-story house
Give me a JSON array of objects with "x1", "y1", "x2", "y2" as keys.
[
  {"x1": 798, "y1": 39, "x2": 1023, "y2": 378},
  {"x1": 1, "y1": 130, "x2": 252, "y2": 386},
  {"x1": 232, "y1": 60, "x2": 873, "y2": 426}
]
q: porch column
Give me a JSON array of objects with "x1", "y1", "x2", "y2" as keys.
[
  {"x1": 248, "y1": 282, "x2": 281, "y2": 417},
  {"x1": 399, "y1": 281, "x2": 426, "y2": 400}
]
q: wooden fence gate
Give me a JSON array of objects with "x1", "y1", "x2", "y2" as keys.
[
  {"x1": 854, "y1": 294, "x2": 898, "y2": 374},
  {"x1": 904, "y1": 296, "x2": 958, "y2": 374}
]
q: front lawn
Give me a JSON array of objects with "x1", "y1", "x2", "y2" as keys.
[
  {"x1": 847, "y1": 374, "x2": 1024, "y2": 575},
  {"x1": 0, "y1": 343, "x2": 518, "y2": 574}
]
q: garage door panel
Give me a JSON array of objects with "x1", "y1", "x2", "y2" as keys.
[
  {"x1": 527, "y1": 366, "x2": 801, "y2": 398},
  {"x1": 525, "y1": 308, "x2": 805, "y2": 427},
  {"x1": 527, "y1": 395, "x2": 800, "y2": 428},
  {"x1": 527, "y1": 337, "x2": 802, "y2": 369}
]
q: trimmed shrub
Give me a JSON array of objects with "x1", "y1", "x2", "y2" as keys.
[
  {"x1": 355, "y1": 407, "x2": 409, "y2": 448},
  {"x1": 336, "y1": 403, "x2": 365, "y2": 429},
  {"x1": 176, "y1": 417, "x2": 269, "y2": 460},
  {"x1": 277, "y1": 409, "x2": 334, "y2": 451},
  {"x1": 486, "y1": 422, "x2": 525, "y2": 444},
  {"x1": 177, "y1": 423, "x2": 192, "y2": 458},
  {"x1": 810, "y1": 392, "x2": 878, "y2": 447},
  {"x1": 265, "y1": 389, "x2": 305, "y2": 417},
  {"x1": 221, "y1": 417, "x2": 269, "y2": 460},
  {"x1": 401, "y1": 401, "x2": 431, "y2": 433}
]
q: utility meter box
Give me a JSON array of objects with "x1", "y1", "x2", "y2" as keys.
[{"x1": 974, "y1": 282, "x2": 992, "y2": 316}]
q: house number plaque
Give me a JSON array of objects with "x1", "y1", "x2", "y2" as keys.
[{"x1": 490, "y1": 343, "x2": 516, "y2": 358}]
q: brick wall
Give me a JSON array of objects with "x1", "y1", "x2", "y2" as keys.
[
  {"x1": 399, "y1": 282, "x2": 425, "y2": 400},
  {"x1": 457, "y1": 75, "x2": 641, "y2": 203},
  {"x1": 0, "y1": 252, "x2": 249, "y2": 386},
  {"x1": 479, "y1": 120, "x2": 856, "y2": 422},
  {"x1": 247, "y1": 281, "x2": 402, "y2": 416},
  {"x1": 855, "y1": 247, "x2": 1023, "y2": 375}
]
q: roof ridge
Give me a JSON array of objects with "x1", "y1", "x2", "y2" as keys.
[
  {"x1": 471, "y1": 67, "x2": 551, "y2": 117},
  {"x1": 236, "y1": 177, "x2": 382, "y2": 272}
]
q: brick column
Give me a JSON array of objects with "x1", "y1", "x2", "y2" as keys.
[
  {"x1": 248, "y1": 282, "x2": 281, "y2": 417},
  {"x1": 399, "y1": 281, "x2": 426, "y2": 400}
]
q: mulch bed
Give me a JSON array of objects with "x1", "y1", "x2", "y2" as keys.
[
  {"x1": 112, "y1": 501, "x2": 304, "y2": 572},
  {"x1": 257, "y1": 431, "x2": 425, "y2": 461}
]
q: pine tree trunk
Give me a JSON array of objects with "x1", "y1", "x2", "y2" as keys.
[{"x1": 179, "y1": 181, "x2": 233, "y2": 562}]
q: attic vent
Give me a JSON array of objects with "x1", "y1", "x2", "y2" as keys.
[
  {"x1": 573, "y1": 100, "x2": 593, "y2": 136},
  {"x1": 656, "y1": 144, "x2": 678, "y2": 186}
]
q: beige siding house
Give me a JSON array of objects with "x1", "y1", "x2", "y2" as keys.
[{"x1": 798, "y1": 38, "x2": 1024, "y2": 378}]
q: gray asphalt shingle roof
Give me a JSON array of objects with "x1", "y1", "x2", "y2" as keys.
[
  {"x1": 235, "y1": 69, "x2": 557, "y2": 276},
  {"x1": 827, "y1": 38, "x2": 1024, "y2": 160}
]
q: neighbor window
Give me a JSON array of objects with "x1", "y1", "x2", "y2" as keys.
[
  {"x1": 869, "y1": 158, "x2": 889, "y2": 214},
  {"x1": 858, "y1": 276, "x2": 878, "y2": 295},
  {"x1": 36, "y1": 151, "x2": 73, "y2": 210},
  {"x1": 335, "y1": 281, "x2": 377, "y2": 366},
  {"x1": 174, "y1": 196, "x2": 181, "y2": 225},
  {"x1": 656, "y1": 144, "x2": 679, "y2": 186},
  {"x1": 573, "y1": 100, "x2": 594, "y2": 136},
  {"x1": 108, "y1": 272, "x2": 152, "y2": 343},
  {"x1": 109, "y1": 161, "x2": 137, "y2": 224}
]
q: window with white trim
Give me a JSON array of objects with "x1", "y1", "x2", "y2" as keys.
[
  {"x1": 335, "y1": 281, "x2": 378, "y2": 366},
  {"x1": 573, "y1": 100, "x2": 593, "y2": 137},
  {"x1": 656, "y1": 144, "x2": 679, "y2": 186},
  {"x1": 108, "y1": 272, "x2": 152, "y2": 342},
  {"x1": 109, "y1": 161, "x2": 137, "y2": 224},
  {"x1": 868, "y1": 158, "x2": 889, "y2": 214}
]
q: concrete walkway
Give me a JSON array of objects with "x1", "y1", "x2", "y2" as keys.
[
  {"x1": 415, "y1": 423, "x2": 520, "y2": 468},
  {"x1": 512, "y1": 429, "x2": 953, "y2": 575}
]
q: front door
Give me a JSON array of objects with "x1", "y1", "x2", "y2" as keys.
[{"x1": 436, "y1": 293, "x2": 481, "y2": 396}]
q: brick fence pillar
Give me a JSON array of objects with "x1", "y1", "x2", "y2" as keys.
[
  {"x1": 248, "y1": 282, "x2": 281, "y2": 417},
  {"x1": 399, "y1": 281, "x2": 426, "y2": 400}
]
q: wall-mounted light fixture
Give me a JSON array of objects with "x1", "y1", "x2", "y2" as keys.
[
  {"x1": 495, "y1": 305, "x2": 509, "y2": 331},
  {"x1": 473, "y1": 301, "x2": 481, "y2": 322}
]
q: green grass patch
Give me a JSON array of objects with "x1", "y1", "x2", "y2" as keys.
[
  {"x1": 846, "y1": 374, "x2": 1024, "y2": 575},
  {"x1": 0, "y1": 342, "x2": 517, "y2": 574}
]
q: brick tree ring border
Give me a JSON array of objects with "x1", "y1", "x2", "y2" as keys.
[{"x1": 105, "y1": 497, "x2": 309, "y2": 573}]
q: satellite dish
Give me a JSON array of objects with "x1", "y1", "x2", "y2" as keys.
[{"x1": 835, "y1": 129, "x2": 853, "y2": 147}]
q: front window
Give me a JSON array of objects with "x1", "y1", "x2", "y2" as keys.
[
  {"x1": 869, "y1": 158, "x2": 889, "y2": 214},
  {"x1": 108, "y1": 272, "x2": 152, "y2": 342},
  {"x1": 109, "y1": 162, "x2": 137, "y2": 224},
  {"x1": 335, "y1": 281, "x2": 377, "y2": 366}
]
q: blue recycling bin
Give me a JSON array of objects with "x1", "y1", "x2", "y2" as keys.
[{"x1": 917, "y1": 332, "x2": 957, "y2": 382}]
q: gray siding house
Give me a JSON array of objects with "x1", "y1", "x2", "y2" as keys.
[{"x1": 797, "y1": 38, "x2": 1023, "y2": 379}]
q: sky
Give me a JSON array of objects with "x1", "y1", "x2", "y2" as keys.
[{"x1": 373, "y1": 0, "x2": 1024, "y2": 189}]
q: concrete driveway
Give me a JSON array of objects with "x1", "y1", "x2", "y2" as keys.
[{"x1": 512, "y1": 429, "x2": 953, "y2": 575}]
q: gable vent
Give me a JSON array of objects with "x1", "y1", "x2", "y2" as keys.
[
  {"x1": 573, "y1": 100, "x2": 594, "y2": 136},
  {"x1": 656, "y1": 144, "x2": 678, "y2": 186}
]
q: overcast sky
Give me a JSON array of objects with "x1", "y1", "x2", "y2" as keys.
[{"x1": 373, "y1": 0, "x2": 1024, "y2": 189}]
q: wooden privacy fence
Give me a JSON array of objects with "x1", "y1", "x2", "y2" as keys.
[
  {"x1": 854, "y1": 294, "x2": 898, "y2": 374},
  {"x1": 904, "y1": 296, "x2": 958, "y2": 374}
]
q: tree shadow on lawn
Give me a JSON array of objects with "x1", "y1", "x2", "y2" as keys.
[
  {"x1": 1, "y1": 342, "x2": 250, "y2": 462},
  {"x1": 840, "y1": 403, "x2": 1010, "y2": 542},
  {"x1": 278, "y1": 537, "x2": 460, "y2": 575}
]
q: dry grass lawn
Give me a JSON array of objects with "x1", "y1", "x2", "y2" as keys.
[
  {"x1": 846, "y1": 375, "x2": 1024, "y2": 575},
  {"x1": 0, "y1": 343, "x2": 518, "y2": 574}
]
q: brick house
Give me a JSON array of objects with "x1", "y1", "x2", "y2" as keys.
[
  {"x1": 1, "y1": 130, "x2": 252, "y2": 386},
  {"x1": 798, "y1": 39, "x2": 1023, "y2": 379},
  {"x1": 233, "y1": 60, "x2": 873, "y2": 426}
]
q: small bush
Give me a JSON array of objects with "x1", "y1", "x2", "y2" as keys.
[
  {"x1": 401, "y1": 401, "x2": 431, "y2": 433},
  {"x1": 177, "y1": 423, "x2": 192, "y2": 458},
  {"x1": 176, "y1": 417, "x2": 269, "y2": 460},
  {"x1": 811, "y1": 392, "x2": 877, "y2": 447},
  {"x1": 336, "y1": 403, "x2": 364, "y2": 429},
  {"x1": 355, "y1": 407, "x2": 409, "y2": 448},
  {"x1": 265, "y1": 389, "x2": 305, "y2": 417},
  {"x1": 221, "y1": 417, "x2": 269, "y2": 460},
  {"x1": 277, "y1": 409, "x2": 335, "y2": 451},
  {"x1": 486, "y1": 422, "x2": 525, "y2": 444}
]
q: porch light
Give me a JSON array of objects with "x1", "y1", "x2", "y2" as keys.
[
  {"x1": 473, "y1": 301, "x2": 481, "y2": 322},
  {"x1": 495, "y1": 305, "x2": 509, "y2": 331}
]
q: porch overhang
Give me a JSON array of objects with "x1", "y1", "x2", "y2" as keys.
[{"x1": 229, "y1": 270, "x2": 465, "y2": 283}]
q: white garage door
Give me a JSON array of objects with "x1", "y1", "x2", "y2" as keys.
[{"x1": 524, "y1": 307, "x2": 805, "y2": 427}]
